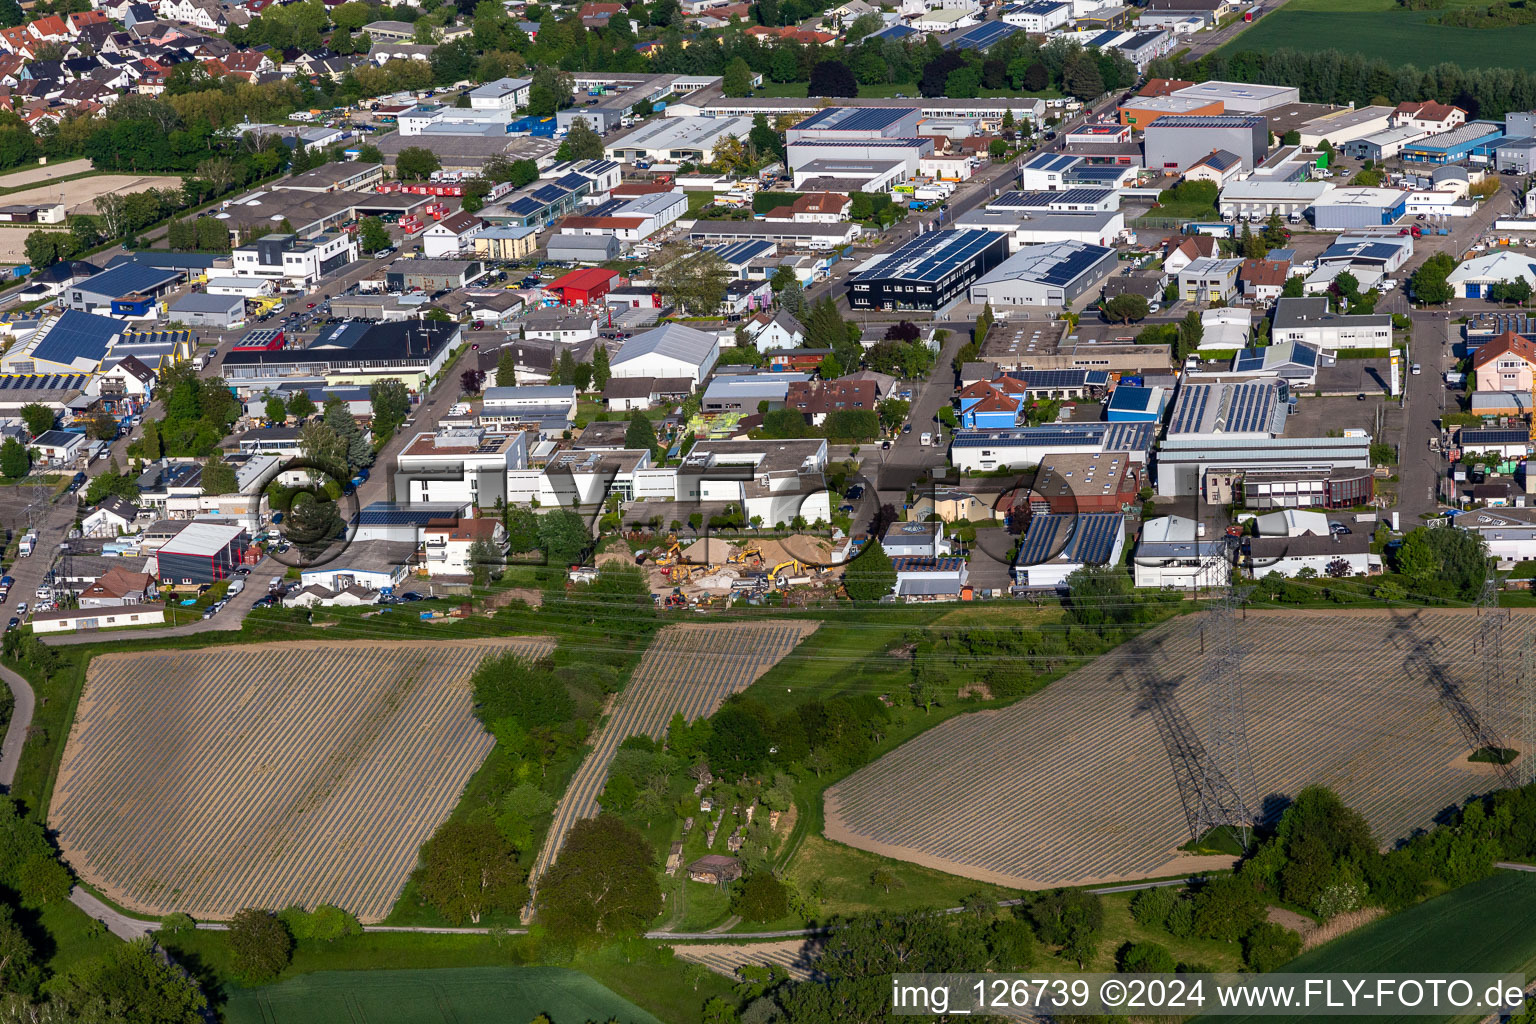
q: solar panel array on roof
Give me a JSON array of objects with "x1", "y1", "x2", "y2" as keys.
[
  {"x1": 1014, "y1": 369, "x2": 1098, "y2": 389},
  {"x1": 889, "y1": 556, "x2": 966, "y2": 573},
  {"x1": 0, "y1": 373, "x2": 86, "y2": 390},
  {"x1": 1169, "y1": 381, "x2": 1281, "y2": 435},
  {"x1": 1462, "y1": 428, "x2": 1531, "y2": 445},
  {"x1": 1038, "y1": 244, "x2": 1111, "y2": 286},
  {"x1": 793, "y1": 106, "x2": 917, "y2": 133},
  {"x1": 991, "y1": 188, "x2": 1114, "y2": 209},
  {"x1": 1064, "y1": 512, "x2": 1123, "y2": 564},
  {"x1": 1148, "y1": 115, "x2": 1267, "y2": 128},
  {"x1": 945, "y1": 19, "x2": 1020, "y2": 49},
  {"x1": 72, "y1": 262, "x2": 180, "y2": 298},
  {"x1": 1023, "y1": 152, "x2": 1078, "y2": 172},
  {"x1": 358, "y1": 501, "x2": 467, "y2": 525},
  {"x1": 30, "y1": 310, "x2": 120, "y2": 368},
  {"x1": 856, "y1": 229, "x2": 1000, "y2": 285},
  {"x1": 950, "y1": 422, "x2": 1155, "y2": 450},
  {"x1": 1015, "y1": 513, "x2": 1074, "y2": 566}
]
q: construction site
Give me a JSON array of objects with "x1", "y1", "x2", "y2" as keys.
[{"x1": 591, "y1": 534, "x2": 847, "y2": 608}]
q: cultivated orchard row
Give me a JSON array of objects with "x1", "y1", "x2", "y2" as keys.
[
  {"x1": 531, "y1": 620, "x2": 818, "y2": 886},
  {"x1": 827, "y1": 610, "x2": 1533, "y2": 888},
  {"x1": 52, "y1": 637, "x2": 552, "y2": 922}
]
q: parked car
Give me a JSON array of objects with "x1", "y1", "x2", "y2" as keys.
[
  {"x1": 399, "y1": 591, "x2": 424, "y2": 602},
  {"x1": 5, "y1": 618, "x2": 17, "y2": 632}
]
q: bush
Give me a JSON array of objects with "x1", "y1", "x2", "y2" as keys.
[
  {"x1": 227, "y1": 909, "x2": 293, "y2": 983},
  {"x1": 1164, "y1": 897, "x2": 1195, "y2": 938},
  {"x1": 1242, "y1": 921, "x2": 1302, "y2": 972},
  {"x1": 1191, "y1": 875, "x2": 1265, "y2": 941},
  {"x1": 1118, "y1": 940, "x2": 1177, "y2": 973},
  {"x1": 1129, "y1": 886, "x2": 1178, "y2": 931},
  {"x1": 732, "y1": 873, "x2": 791, "y2": 923}
]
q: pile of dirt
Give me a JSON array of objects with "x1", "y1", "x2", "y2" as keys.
[
  {"x1": 752, "y1": 538, "x2": 793, "y2": 567},
  {"x1": 595, "y1": 539, "x2": 636, "y2": 567},
  {"x1": 782, "y1": 534, "x2": 835, "y2": 564},
  {"x1": 682, "y1": 537, "x2": 738, "y2": 565}
]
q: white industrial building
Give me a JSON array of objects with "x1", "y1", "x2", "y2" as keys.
[
  {"x1": 1154, "y1": 436, "x2": 1374, "y2": 498},
  {"x1": 610, "y1": 322, "x2": 721, "y2": 384},
  {"x1": 1132, "y1": 516, "x2": 1232, "y2": 590},
  {"x1": 954, "y1": 207, "x2": 1126, "y2": 251},
  {"x1": 948, "y1": 423, "x2": 1156, "y2": 473},
  {"x1": 1296, "y1": 105, "x2": 1395, "y2": 149},
  {"x1": 604, "y1": 116, "x2": 753, "y2": 165},
  {"x1": 1218, "y1": 180, "x2": 1333, "y2": 221},
  {"x1": 393, "y1": 428, "x2": 530, "y2": 506},
  {"x1": 1270, "y1": 297, "x2": 1393, "y2": 351},
  {"x1": 967, "y1": 241, "x2": 1118, "y2": 308},
  {"x1": 1169, "y1": 80, "x2": 1301, "y2": 113}
]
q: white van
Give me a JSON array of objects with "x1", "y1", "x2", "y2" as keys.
[{"x1": 920, "y1": 432, "x2": 932, "y2": 446}]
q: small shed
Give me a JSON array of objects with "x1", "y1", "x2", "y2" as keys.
[{"x1": 687, "y1": 854, "x2": 743, "y2": 885}]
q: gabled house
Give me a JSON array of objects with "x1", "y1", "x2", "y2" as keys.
[
  {"x1": 1472, "y1": 330, "x2": 1536, "y2": 393},
  {"x1": 747, "y1": 310, "x2": 806, "y2": 352},
  {"x1": 1392, "y1": 100, "x2": 1466, "y2": 134},
  {"x1": 27, "y1": 16, "x2": 71, "y2": 43},
  {"x1": 1161, "y1": 234, "x2": 1216, "y2": 276},
  {"x1": 82, "y1": 495, "x2": 147, "y2": 537},
  {"x1": 77, "y1": 566, "x2": 158, "y2": 606}
]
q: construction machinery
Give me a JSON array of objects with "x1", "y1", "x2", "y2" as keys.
[
  {"x1": 654, "y1": 540, "x2": 682, "y2": 567},
  {"x1": 729, "y1": 547, "x2": 762, "y2": 565},
  {"x1": 767, "y1": 559, "x2": 803, "y2": 583}
]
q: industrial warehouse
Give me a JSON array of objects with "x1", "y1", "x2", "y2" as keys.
[{"x1": 847, "y1": 229, "x2": 1009, "y2": 311}]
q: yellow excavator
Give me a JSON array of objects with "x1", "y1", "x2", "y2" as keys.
[
  {"x1": 730, "y1": 547, "x2": 762, "y2": 565},
  {"x1": 767, "y1": 559, "x2": 802, "y2": 583},
  {"x1": 654, "y1": 540, "x2": 682, "y2": 567}
]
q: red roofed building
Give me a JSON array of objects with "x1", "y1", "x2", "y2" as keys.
[
  {"x1": 68, "y1": 11, "x2": 110, "y2": 32},
  {"x1": 421, "y1": 516, "x2": 507, "y2": 577},
  {"x1": 546, "y1": 267, "x2": 620, "y2": 306},
  {"x1": 784, "y1": 378, "x2": 876, "y2": 425},
  {"x1": 763, "y1": 192, "x2": 850, "y2": 223},
  {"x1": 1239, "y1": 258, "x2": 1289, "y2": 302},
  {"x1": 27, "y1": 15, "x2": 70, "y2": 41},
  {"x1": 0, "y1": 27, "x2": 32, "y2": 54},
  {"x1": 1472, "y1": 331, "x2": 1536, "y2": 392},
  {"x1": 744, "y1": 24, "x2": 835, "y2": 44},
  {"x1": 1138, "y1": 78, "x2": 1196, "y2": 97},
  {"x1": 1392, "y1": 100, "x2": 1466, "y2": 133}
]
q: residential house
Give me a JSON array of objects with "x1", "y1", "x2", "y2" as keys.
[
  {"x1": 784, "y1": 378, "x2": 876, "y2": 426},
  {"x1": 81, "y1": 495, "x2": 146, "y2": 537},
  {"x1": 422, "y1": 211, "x2": 485, "y2": 258},
  {"x1": 420, "y1": 517, "x2": 507, "y2": 577},
  {"x1": 1391, "y1": 101, "x2": 1466, "y2": 134},
  {"x1": 77, "y1": 566, "x2": 157, "y2": 607},
  {"x1": 1472, "y1": 331, "x2": 1536, "y2": 393},
  {"x1": 747, "y1": 310, "x2": 806, "y2": 352},
  {"x1": 1161, "y1": 233, "x2": 1216, "y2": 275},
  {"x1": 1239, "y1": 258, "x2": 1289, "y2": 303}
]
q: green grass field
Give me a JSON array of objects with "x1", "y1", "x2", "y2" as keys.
[
  {"x1": 221, "y1": 966, "x2": 664, "y2": 1024},
  {"x1": 1197, "y1": 870, "x2": 1536, "y2": 1024},
  {"x1": 1219, "y1": 0, "x2": 1536, "y2": 70}
]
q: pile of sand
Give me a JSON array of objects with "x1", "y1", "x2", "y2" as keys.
[
  {"x1": 782, "y1": 534, "x2": 835, "y2": 564},
  {"x1": 595, "y1": 539, "x2": 636, "y2": 567},
  {"x1": 682, "y1": 537, "x2": 738, "y2": 565}
]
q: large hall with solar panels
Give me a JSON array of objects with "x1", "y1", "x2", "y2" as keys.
[
  {"x1": 847, "y1": 229, "x2": 1009, "y2": 311},
  {"x1": 968, "y1": 241, "x2": 1119, "y2": 308}
]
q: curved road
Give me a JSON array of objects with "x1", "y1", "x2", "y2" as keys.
[{"x1": 0, "y1": 663, "x2": 32, "y2": 790}]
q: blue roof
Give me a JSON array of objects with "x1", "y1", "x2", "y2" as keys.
[
  {"x1": 107, "y1": 251, "x2": 222, "y2": 272},
  {"x1": 1022, "y1": 152, "x2": 1078, "y2": 173},
  {"x1": 358, "y1": 501, "x2": 469, "y2": 526},
  {"x1": 30, "y1": 309, "x2": 121, "y2": 368},
  {"x1": 74, "y1": 262, "x2": 181, "y2": 299},
  {"x1": 1107, "y1": 385, "x2": 1159, "y2": 413},
  {"x1": 944, "y1": 20, "x2": 1021, "y2": 50},
  {"x1": 793, "y1": 106, "x2": 917, "y2": 133},
  {"x1": 1461, "y1": 428, "x2": 1530, "y2": 444},
  {"x1": 867, "y1": 23, "x2": 917, "y2": 39},
  {"x1": 856, "y1": 229, "x2": 1004, "y2": 285},
  {"x1": 706, "y1": 240, "x2": 777, "y2": 265},
  {"x1": 1012, "y1": 368, "x2": 1108, "y2": 388}
]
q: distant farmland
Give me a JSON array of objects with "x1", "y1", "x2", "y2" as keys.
[
  {"x1": 1218, "y1": 0, "x2": 1536, "y2": 70},
  {"x1": 828, "y1": 610, "x2": 1532, "y2": 889},
  {"x1": 1196, "y1": 871, "x2": 1536, "y2": 1024},
  {"x1": 51, "y1": 637, "x2": 552, "y2": 922}
]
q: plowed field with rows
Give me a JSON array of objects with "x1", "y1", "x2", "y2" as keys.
[
  {"x1": 530, "y1": 621, "x2": 818, "y2": 885},
  {"x1": 827, "y1": 609, "x2": 1532, "y2": 889},
  {"x1": 51, "y1": 637, "x2": 552, "y2": 922}
]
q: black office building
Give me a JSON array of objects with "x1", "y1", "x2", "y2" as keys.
[{"x1": 848, "y1": 229, "x2": 1010, "y2": 311}]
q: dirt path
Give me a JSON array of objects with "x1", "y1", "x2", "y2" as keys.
[
  {"x1": 0, "y1": 158, "x2": 92, "y2": 189},
  {"x1": 0, "y1": 662, "x2": 33, "y2": 790}
]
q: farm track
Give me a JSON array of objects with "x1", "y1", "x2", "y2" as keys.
[
  {"x1": 50, "y1": 637, "x2": 552, "y2": 923},
  {"x1": 529, "y1": 621, "x2": 818, "y2": 887},
  {"x1": 827, "y1": 609, "x2": 1536, "y2": 889}
]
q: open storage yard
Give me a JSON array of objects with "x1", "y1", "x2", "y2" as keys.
[
  {"x1": 530, "y1": 620, "x2": 818, "y2": 884},
  {"x1": 50, "y1": 637, "x2": 553, "y2": 922},
  {"x1": 827, "y1": 609, "x2": 1534, "y2": 889},
  {"x1": 2, "y1": 174, "x2": 186, "y2": 215}
]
